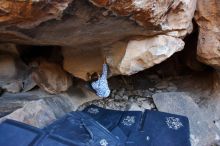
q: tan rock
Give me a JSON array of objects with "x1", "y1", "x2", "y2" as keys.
[
  {"x1": 0, "y1": 87, "x2": 99, "y2": 128},
  {"x1": 0, "y1": 0, "x2": 72, "y2": 28},
  {"x1": 0, "y1": 0, "x2": 155, "y2": 47},
  {"x1": 0, "y1": 0, "x2": 196, "y2": 80},
  {"x1": 32, "y1": 60, "x2": 72, "y2": 94},
  {"x1": 0, "y1": 51, "x2": 28, "y2": 93},
  {"x1": 0, "y1": 53, "x2": 17, "y2": 80},
  {"x1": 63, "y1": 41, "x2": 127, "y2": 80},
  {"x1": 62, "y1": 47, "x2": 105, "y2": 80},
  {"x1": 0, "y1": 43, "x2": 18, "y2": 55},
  {"x1": 2, "y1": 81, "x2": 22, "y2": 93},
  {"x1": 117, "y1": 35, "x2": 185, "y2": 75},
  {"x1": 63, "y1": 35, "x2": 184, "y2": 80},
  {"x1": 195, "y1": 0, "x2": 220, "y2": 68},
  {"x1": 90, "y1": 0, "x2": 196, "y2": 37}
]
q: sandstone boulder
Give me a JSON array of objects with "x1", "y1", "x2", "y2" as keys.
[
  {"x1": 90, "y1": 0, "x2": 196, "y2": 36},
  {"x1": 0, "y1": 87, "x2": 99, "y2": 128},
  {"x1": 31, "y1": 60, "x2": 72, "y2": 94},
  {"x1": 0, "y1": 51, "x2": 29, "y2": 93},
  {"x1": 116, "y1": 35, "x2": 185, "y2": 75},
  {"x1": 195, "y1": 0, "x2": 220, "y2": 68},
  {"x1": 0, "y1": 0, "x2": 196, "y2": 80},
  {"x1": 0, "y1": 43, "x2": 18, "y2": 55},
  {"x1": 63, "y1": 35, "x2": 184, "y2": 79},
  {"x1": 0, "y1": 0, "x2": 72, "y2": 29}
]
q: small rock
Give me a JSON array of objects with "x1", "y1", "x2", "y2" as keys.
[
  {"x1": 129, "y1": 97, "x2": 135, "y2": 102},
  {"x1": 129, "y1": 103, "x2": 143, "y2": 111},
  {"x1": 2, "y1": 81, "x2": 22, "y2": 93},
  {"x1": 102, "y1": 10, "x2": 109, "y2": 16},
  {"x1": 137, "y1": 90, "x2": 143, "y2": 96},
  {"x1": 112, "y1": 89, "x2": 117, "y2": 95},
  {"x1": 143, "y1": 90, "x2": 152, "y2": 97},
  {"x1": 156, "y1": 90, "x2": 162, "y2": 93},
  {"x1": 141, "y1": 101, "x2": 152, "y2": 110},
  {"x1": 150, "y1": 103, "x2": 156, "y2": 109},
  {"x1": 155, "y1": 81, "x2": 169, "y2": 89},
  {"x1": 133, "y1": 90, "x2": 141, "y2": 95},
  {"x1": 167, "y1": 86, "x2": 178, "y2": 92},
  {"x1": 126, "y1": 90, "x2": 133, "y2": 96},
  {"x1": 137, "y1": 98, "x2": 146, "y2": 102},
  {"x1": 168, "y1": 82, "x2": 176, "y2": 87},
  {"x1": 118, "y1": 89, "x2": 125, "y2": 97},
  {"x1": 122, "y1": 95, "x2": 128, "y2": 100},
  {"x1": 115, "y1": 95, "x2": 121, "y2": 100},
  {"x1": 148, "y1": 75, "x2": 160, "y2": 81},
  {"x1": 22, "y1": 73, "x2": 37, "y2": 92}
]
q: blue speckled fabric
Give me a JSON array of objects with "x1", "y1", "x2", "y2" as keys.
[{"x1": 91, "y1": 64, "x2": 110, "y2": 98}]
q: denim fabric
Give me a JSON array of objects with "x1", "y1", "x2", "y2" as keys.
[
  {"x1": 118, "y1": 111, "x2": 142, "y2": 136},
  {"x1": 83, "y1": 105, "x2": 191, "y2": 146},
  {"x1": 127, "y1": 110, "x2": 191, "y2": 146},
  {"x1": 0, "y1": 119, "x2": 44, "y2": 146},
  {"x1": 111, "y1": 127, "x2": 127, "y2": 146},
  {"x1": 44, "y1": 112, "x2": 120, "y2": 146},
  {"x1": 34, "y1": 134, "x2": 79, "y2": 146},
  {"x1": 83, "y1": 105, "x2": 124, "y2": 130},
  {"x1": 0, "y1": 106, "x2": 190, "y2": 146},
  {"x1": 83, "y1": 105, "x2": 143, "y2": 145}
]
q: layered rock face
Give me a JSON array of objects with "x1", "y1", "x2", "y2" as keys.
[
  {"x1": 195, "y1": 0, "x2": 220, "y2": 68},
  {"x1": 0, "y1": 49, "x2": 29, "y2": 93},
  {"x1": 0, "y1": 0, "x2": 196, "y2": 81},
  {"x1": 90, "y1": 0, "x2": 195, "y2": 33},
  {"x1": 0, "y1": 0, "x2": 72, "y2": 29}
]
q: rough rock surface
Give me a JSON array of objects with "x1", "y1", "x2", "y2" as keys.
[
  {"x1": 117, "y1": 35, "x2": 184, "y2": 75},
  {"x1": 31, "y1": 60, "x2": 72, "y2": 94},
  {"x1": 90, "y1": 0, "x2": 196, "y2": 34},
  {"x1": 0, "y1": 50, "x2": 29, "y2": 93},
  {"x1": 153, "y1": 92, "x2": 220, "y2": 146},
  {"x1": 0, "y1": 0, "x2": 72, "y2": 29},
  {"x1": 0, "y1": 0, "x2": 196, "y2": 80},
  {"x1": 78, "y1": 88, "x2": 156, "y2": 112},
  {"x1": 0, "y1": 87, "x2": 99, "y2": 128},
  {"x1": 195, "y1": 0, "x2": 220, "y2": 68}
]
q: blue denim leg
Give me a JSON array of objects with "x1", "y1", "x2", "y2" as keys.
[
  {"x1": 127, "y1": 110, "x2": 191, "y2": 146},
  {"x1": 83, "y1": 105, "x2": 123, "y2": 130},
  {"x1": 83, "y1": 105, "x2": 143, "y2": 145},
  {"x1": 34, "y1": 134, "x2": 80, "y2": 146},
  {"x1": 0, "y1": 119, "x2": 45, "y2": 146},
  {"x1": 118, "y1": 111, "x2": 142, "y2": 136},
  {"x1": 111, "y1": 126, "x2": 127, "y2": 146},
  {"x1": 44, "y1": 112, "x2": 120, "y2": 146}
]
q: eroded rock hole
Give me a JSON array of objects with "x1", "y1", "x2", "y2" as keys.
[{"x1": 17, "y1": 45, "x2": 63, "y2": 66}]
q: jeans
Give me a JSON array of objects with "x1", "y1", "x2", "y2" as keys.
[
  {"x1": 127, "y1": 110, "x2": 191, "y2": 146},
  {"x1": 83, "y1": 105, "x2": 143, "y2": 146},
  {"x1": 0, "y1": 113, "x2": 120, "y2": 146},
  {"x1": 83, "y1": 105, "x2": 191, "y2": 146},
  {"x1": 44, "y1": 112, "x2": 120, "y2": 146},
  {"x1": 0, "y1": 105, "x2": 190, "y2": 146}
]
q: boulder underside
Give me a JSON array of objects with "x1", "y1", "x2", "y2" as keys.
[{"x1": 2, "y1": 0, "x2": 219, "y2": 94}]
